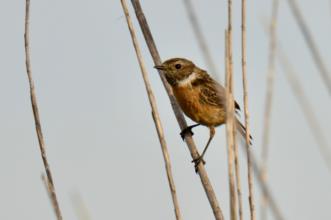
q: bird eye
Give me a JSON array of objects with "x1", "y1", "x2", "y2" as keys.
[{"x1": 175, "y1": 64, "x2": 182, "y2": 69}]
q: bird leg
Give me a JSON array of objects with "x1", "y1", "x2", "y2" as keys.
[
  {"x1": 180, "y1": 123, "x2": 200, "y2": 140},
  {"x1": 192, "y1": 127, "x2": 215, "y2": 172}
]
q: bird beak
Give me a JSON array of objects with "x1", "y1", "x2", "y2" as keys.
[{"x1": 154, "y1": 64, "x2": 165, "y2": 70}]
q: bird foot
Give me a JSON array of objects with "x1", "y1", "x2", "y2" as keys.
[
  {"x1": 192, "y1": 156, "x2": 206, "y2": 173},
  {"x1": 180, "y1": 127, "x2": 194, "y2": 140}
]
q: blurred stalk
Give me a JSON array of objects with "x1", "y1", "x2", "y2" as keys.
[
  {"x1": 248, "y1": 150, "x2": 286, "y2": 220},
  {"x1": 287, "y1": 0, "x2": 331, "y2": 94},
  {"x1": 277, "y1": 47, "x2": 331, "y2": 174},
  {"x1": 261, "y1": 20, "x2": 331, "y2": 174},
  {"x1": 260, "y1": 0, "x2": 279, "y2": 219},
  {"x1": 70, "y1": 193, "x2": 92, "y2": 220},
  {"x1": 182, "y1": 0, "x2": 220, "y2": 81}
]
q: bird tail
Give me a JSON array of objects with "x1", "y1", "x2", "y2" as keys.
[{"x1": 235, "y1": 118, "x2": 253, "y2": 145}]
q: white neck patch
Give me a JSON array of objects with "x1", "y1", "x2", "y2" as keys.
[{"x1": 177, "y1": 72, "x2": 197, "y2": 87}]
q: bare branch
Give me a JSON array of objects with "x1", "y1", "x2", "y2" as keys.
[
  {"x1": 120, "y1": 1, "x2": 183, "y2": 219},
  {"x1": 24, "y1": 1, "x2": 62, "y2": 219},
  {"x1": 130, "y1": 1, "x2": 225, "y2": 219}
]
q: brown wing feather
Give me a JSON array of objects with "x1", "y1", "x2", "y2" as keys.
[{"x1": 194, "y1": 70, "x2": 240, "y2": 111}]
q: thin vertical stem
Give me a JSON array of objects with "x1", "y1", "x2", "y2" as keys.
[
  {"x1": 227, "y1": 0, "x2": 234, "y2": 92},
  {"x1": 24, "y1": 1, "x2": 62, "y2": 219},
  {"x1": 41, "y1": 175, "x2": 64, "y2": 220},
  {"x1": 287, "y1": 0, "x2": 331, "y2": 94},
  {"x1": 233, "y1": 129, "x2": 243, "y2": 220},
  {"x1": 227, "y1": 2, "x2": 242, "y2": 219},
  {"x1": 225, "y1": 31, "x2": 238, "y2": 220},
  {"x1": 241, "y1": 0, "x2": 256, "y2": 220},
  {"x1": 120, "y1": 1, "x2": 183, "y2": 219},
  {"x1": 130, "y1": 1, "x2": 225, "y2": 219},
  {"x1": 261, "y1": 0, "x2": 279, "y2": 219},
  {"x1": 182, "y1": 0, "x2": 220, "y2": 81}
]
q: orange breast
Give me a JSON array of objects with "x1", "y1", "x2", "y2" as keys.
[{"x1": 172, "y1": 85, "x2": 225, "y2": 126}]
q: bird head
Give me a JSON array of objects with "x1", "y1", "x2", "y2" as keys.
[{"x1": 154, "y1": 58, "x2": 195, "y2": 86}]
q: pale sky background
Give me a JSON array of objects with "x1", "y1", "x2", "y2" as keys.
[{"x1": 1, "y1": 0, "x2": 331, "y2": 219}]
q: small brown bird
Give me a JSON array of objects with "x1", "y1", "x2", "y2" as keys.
[{"x1": 155, "y1": 58, "x2": 250, "y2": 169}]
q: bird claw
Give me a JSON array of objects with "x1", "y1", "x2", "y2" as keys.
[
  {"x1": 180, "y1": 127, "x2": 194, "y2": 140},
  {"x1": 191, "y1": 156, "x2": 206, "y2": 173}
]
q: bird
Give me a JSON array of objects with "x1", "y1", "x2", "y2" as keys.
[{"x1": 154, "y1": 57, "x2": 251, "y2": 170}]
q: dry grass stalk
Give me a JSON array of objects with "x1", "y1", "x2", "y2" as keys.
[
  {"x1": 226, "y1": 1, "x2": 243, "y2": 219},
  {"x1": 233, "y1": 125, "x2": 243, "y2": 220},
  {"x1": 130, "y1": 1, "x2": 225, "y2": 219},
  {"x1": 41, "y1": 175, "x2": 63, "y2": 220},
  {"x1": 277, "y1": 48, "x2": 331, "y2": 173},
  {"x1": 120, "y1": 1, "x2": 183, "y2": 219},
  {"x1": 227, "y1": 0, "x2": 234, "y2": 92},
  {"x1": 182, "y1": 0, "x2": 220, "y2": 81},
  {"x1": 24, "y1": 1, "x2": 62, "y2": 219},
  {"x1": 225, "y1": 30, "x2": 238, "y2": 220},
  {"x1": 241, "y1": 0, "x2": 256, "y2": 219},
  {"x1": 260, "y1": 0, "x2": 279, "y2": 219},
  {"x1": 287, "y1": 0, "x2": 331, "y2": 94}
]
